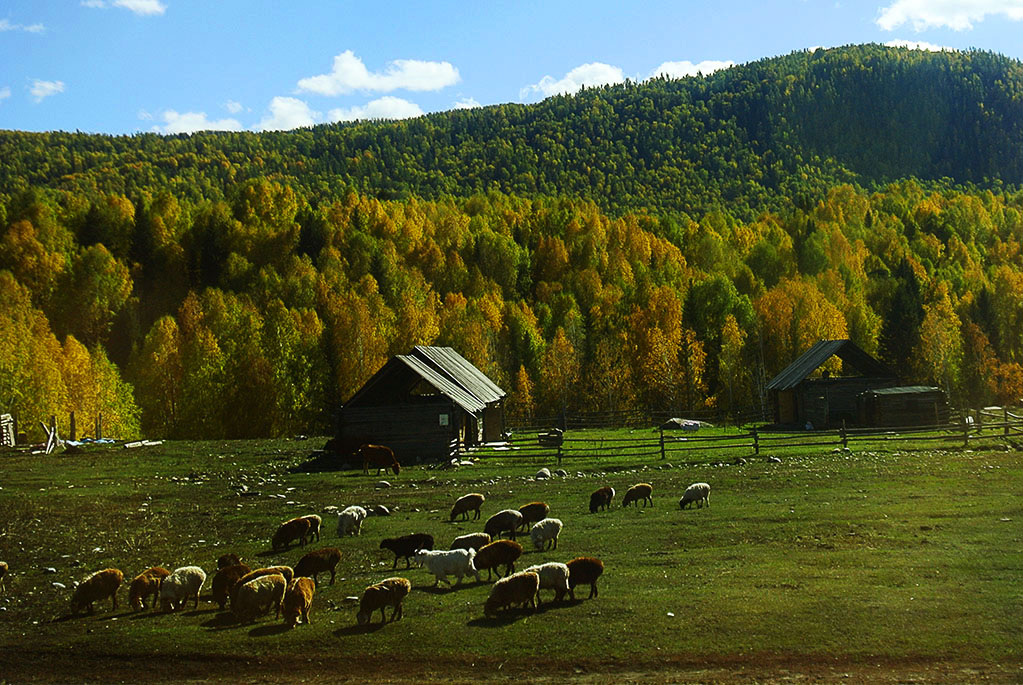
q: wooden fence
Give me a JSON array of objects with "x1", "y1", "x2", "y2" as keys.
[{"x1": 466, "y1": 406, "x2": 1023, "y2": 465}]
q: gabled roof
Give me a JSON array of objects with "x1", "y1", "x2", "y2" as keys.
[
  {"x1": 766, "y1": 340, "x2": 897, "y2": 391},
  {"x1": 410, "y1": 346, "x2": 506, "y2": 405},
  {"x1": 343, "y1": 346, "x2": 504, "y2": 417}
]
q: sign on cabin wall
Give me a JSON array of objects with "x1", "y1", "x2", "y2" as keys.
[{"x1": 439, "y1": 413, "x2": 449, "y2": 426}]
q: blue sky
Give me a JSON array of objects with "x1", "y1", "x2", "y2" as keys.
[{"x1": 2, "y1": 0, "x2": 1023, "y2": 135}]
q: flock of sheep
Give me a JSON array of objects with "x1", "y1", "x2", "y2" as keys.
[{"x1": 3, "y1": 473, "x2": 711, "y2": 630}]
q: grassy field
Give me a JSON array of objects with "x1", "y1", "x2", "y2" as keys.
[{"x1": 0, "y1": 431, "x2": 1021, "y2": 683}]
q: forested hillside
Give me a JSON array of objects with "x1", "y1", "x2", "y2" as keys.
[{"x1": 1, "y1": 45, "x2": 1022, "y2": 440}]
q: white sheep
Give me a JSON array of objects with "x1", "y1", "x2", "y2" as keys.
[
  {"x1": 523, "y1": 562, "x2": 570, "y2": 603},
  {"x1": 679, "y1": 482, "x2": 711, "y2": 509},
  {"x1": 413, "y1": 548, "x2": 477, "y2": 587},
  {"x1": 529, "y1": 517, "x2": 563, "y2": 551},
  {"x1": 336, "y1": 505, "x2": 368, "y2": 536},
  {"x1": 233, "y1": 572, "x2": 287, "y2": 623},
  {"x1": 159, "y1": 566, "x2": 207, "y2": 612}
]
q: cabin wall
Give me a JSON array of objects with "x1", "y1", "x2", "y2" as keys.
[
  {"x1": 338, "y1": 400, "x2": 463, "y2": 461},
  {"x1": 794, "y1": 377, "x2": 899, "y2": 428}
]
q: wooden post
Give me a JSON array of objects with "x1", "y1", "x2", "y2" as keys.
[
  {"x1": 753, "y1": 426, "x2": 760, "y2": 455},
  {"x1": 962, "y1": 411, "x2": 969, "y2": 448},
  {"x1": 95, "y1": 413, "x2": 103, "y2": 440},
  {"x1": 69, "y1": 411, "x2": 76, "y2": 441},
  {"x1": 1006, "y1": 407, "x2": 1011, "y2": 438},
  {"x1": 556, "y1": 443, "x2": 562, "y2": 466},
  {"x1": 659, "y1": 429, "x2": 666, "y2": 460},
  {"x1": 841, "y1": 419, "x2": 847, "y2": 449},
  {"x1": 12, "y1": 413, "x2": 18, "y2": 445}
]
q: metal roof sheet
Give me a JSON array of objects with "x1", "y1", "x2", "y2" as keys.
[
  {"x1": 410, "y1": 346, "x2": 506, "y2": 404},
  {"x1": 394, "y1": 354, "x2": 488, "y2": 416},
  {"x1": 766, "y1": 340, "x2": 897, "y2": 391},
  {"x1": 862, "y1": 385, "x2": 941, "y2": 396}
]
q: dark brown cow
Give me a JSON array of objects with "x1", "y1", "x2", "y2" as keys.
[{"x1": 359, "y1": 444, "x2": 400, "y2": 476}]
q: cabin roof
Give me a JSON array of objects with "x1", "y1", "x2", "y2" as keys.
[
  {"x1": 409, "y1": 345, "x2": 506, "y2": 405},
  {"x1": 766, "y1": 339, "x2": 897, "y2": 392}
]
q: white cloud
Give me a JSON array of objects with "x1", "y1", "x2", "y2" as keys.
[
  {"x1": 453, "y1": 97, "x2": 481, "y2": 110},
  {"x1": 137, "y1": 109, "x2": 153, "y2": 120},
  {"x1": 877, "y1": 0, "x2": 1023, "y2": 31},
  {"x1": 152, "y1": 110, "x2": 242, "y2": 134},
  {"x1": 30, "y1": 79, "x2": 64, "y2": 103},
  {"x1": 0, "y1": 19, "x2": 45, "y2": 33},
  {"x1": 521, "y1": 62, "x2": 624, "y2": 99},
  {"x1": 225, "y1": 100, "x2": 243, "y2": 114},
  {"x1": 82, "y1": 0, "x2": 167, "y2": 15},
  {"x1": 328, "y1": 96, "x2": 424, "y2": 123},
  {"x1": 649, "y1": 59, "x2": 735, "y2": 79},
  {"x1": 256, "y1": 96, "x2": 319, "y2": 131},
  {"x1": 0, "y1": 87, "x2": 11, "y2": 103},
  {"x1": 297, "y1": 50, "x2": 460, "y2": 96},
  {"x1": 885, "y1": 39, "x2": 954, "y2": 51}
]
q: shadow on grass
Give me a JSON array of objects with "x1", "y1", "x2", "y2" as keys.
[
  {"x1": 249, "y1": 623, "x2": 291, "y2": 638},
  {"x1": 128, "y1": 610, "x2": 166, "y2": 621},
  {"x1": 181, "y1": 607, "x2": 219, "y2": 617},
  {"x1": 96, "y1": 610, "x2": 136, "y2": 622},
  {"x1": 289, "y1": 450, "x2": 350, "y2": 474},
  {"x1": 333, "y1": 621, "x2": 388, "y2": 637},
  {"x1": 414, "y1": 582, "x2": 478, "y2": 595},
  {"x1": 466, "y1": 607, "x2": 537, "y2": 627},
  {"x1": 201, "y1": 611, "x2": 241, "y2": 630}
]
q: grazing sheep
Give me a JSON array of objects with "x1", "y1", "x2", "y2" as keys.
[
  {"x1": 128, "y1": 566, "x2": 171, "y2": 611},
  {"x1": 524, "y1": 562, "x2": 570, "y2": 603},
  {"x1": 484, "y1": 509, "x2": 524, "y2": 540},
  {"x1": 294, "y1": 548, "x2": 342, "y2": 585},
  {"x1": 589, "y1": 486, "x2": 615, "y2": 513},
  {"x1": 159, "y1": 566, "x2": 206, "y2": 612},
  {"x1": 0, "y1": 561, "x2": 7, "y2": 593},
  {"x1": 517, "y1": 501, "x2": 550, "y2": 531},
  {"x1": 233, "y1": 573, "x2": 287, "y2": 623},
  {"x1": 566, "y1": 557, "x2": 604, "y2": 600},
  {"x1": 483, "y1": 571, "x2": 540, "y2": 617},
  {"x1": 529, "y1": 518, "x2": 563, "y2": 551},
  {"x1": 449, "y1": 532, "x2": 491, "y2": 552},
  {"x1": 300, "y1": 514, "x2": 323, "y2": 542},
  {"x1": 216, "y1": 553, "x2": 241, "y2": 569},
  {"x1": 679, "y1": 482, "x2": 711, "y2": 509},
  {"x1": 71, "y1": 568, "x2": 123, "y2": 615},
  {"x1": 623, "y1": 483, "x2": 654, "y2": 508},
  {"x1": 272, "y1": 516, "x2": 312, "y2": 551},
  {"x1": 358, "y1": 444, "x2": 401, "y2": 476},
  {"x1": 449, "y1": 493, "x2": 485, "y2": 521},
  {"x1": 357, "y1": 577, "x2": 411, "y2": 625},
  {"x1": 282, "y1": 576, "x2": 315, "y2": 628},
  {"x1": 236, "y1": 566, "x2": 295, "y2": 587},
  {"x1": 211, "y1": 563, "x2": 251, "y2": 610},
  {"x1": 474, "y1": 539, "x2": 523, "y2": 581},
  {"x1": 336, "y1": 505, "x2": 368, "y2": 537},
  {"x1": 413, "y1": 548, "x2": 477, "y2": 587},
  {"x1": 380, "y1": 533, "x2": 434, "y2": 570}
]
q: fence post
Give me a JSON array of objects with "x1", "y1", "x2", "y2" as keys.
[
  {"x1": 1005, "y1": 408, "x2": 1010, "y2": 438},
  {"x1": 659, "y1": 429, "x2": 666, "y2": 460},
  {"x1": 962, "y1": 411, "x2": 969, "y2": 448},
  {"x1": 556, "y1": 443, "x2": 562, "y2": 466},
  {"x1": 841, "y1": 420, "x2": 847, "y2": 449},
  {"x1": 752, "y1": 426, "x2": 759, "y2": 456},
  {"x1": 69, "y1": 411, "x2": 76, "y2": 442}
]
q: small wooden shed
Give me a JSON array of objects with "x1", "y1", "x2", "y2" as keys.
[
  {"x1": 336, "y1": 346, "x2": 506, "y2": 462},
  {"x1": 766, "y1": 340, "x2": 898, "y2": 429},
  {"x1": 857, "y1": 386, "x2": 949, "y2": 427}
]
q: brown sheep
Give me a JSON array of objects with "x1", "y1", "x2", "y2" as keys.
[
  {"x1": 216, "y1": 553, "x2": 241, "y2": 569},
  {"x1": 517, "y1": 501, "x2": 550, "y2": 531},
  {"x1": 380, "y1": 533, "x2": 433, "y2": 570},
  {"x1": 589, "y1": 486, "x2": 615, "y2": 513},
  {"x1": 128, "y1": 566, "x2": 171, "y2": 611},
  {"x1": 566, "y1": 557, "x2": 604, "y2": 600},
  {"x1": 282, "y1": 576, "x2": 315, "y2": 627},
  {"x1": 300, "y1": 514, "x2": 323, "y2": 542},
  {"x1": 71, "y1": 568, "x2": 123, "y2": 615},
  {"x1": 358, "y1": 444, "x2": 401, "y2": 476},
  {"x1": 484, "y1": 509, "x2": 523, "y2": 540},
  {"x1": 271, "y1": 517, "x2": 312, "y2": 551},
  {"x1": 294, "y1": 547, "x2": 342, "y2": 585},
  {"x1": 211, "y1": 563, "x2": 251, "y2": 609},
  {"x1": 474, "y1": 539, "x2": 523, "y2": 581},
  {"x1": 483, "y1": 571, "x2": 539, "y2": 617},
  {"x1": 449, "y1": 493, "x2": 485, "y2": 521},
  {"x1": 622, "y1": 483, "x2": 654, "y2": 508},
  {"x1": 356, "y1": 577, "x2": 411, "y2": 625}
]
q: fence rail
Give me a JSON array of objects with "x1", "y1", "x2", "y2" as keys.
[{"x1": 468, "y1": 405, "x2": 1023, "y2": 465}]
